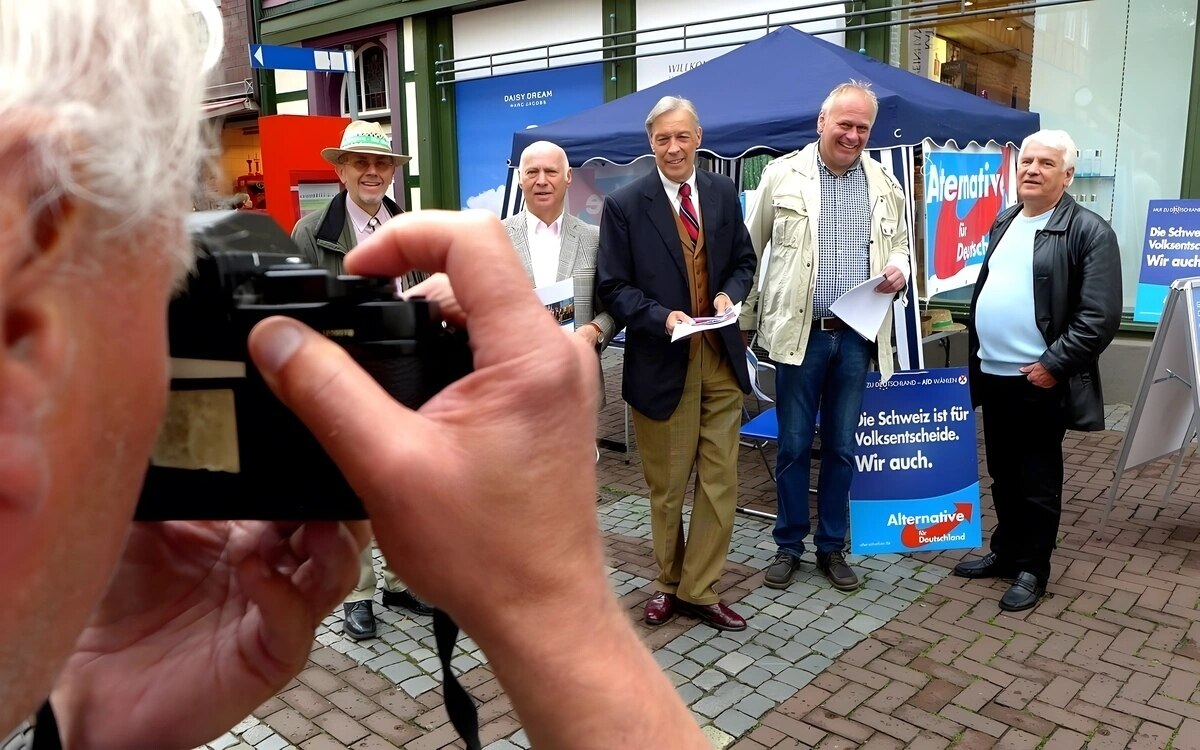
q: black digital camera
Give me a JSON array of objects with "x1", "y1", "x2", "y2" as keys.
[{"x1": 135, "y1": 211, "x2": 472, "y2": 520}]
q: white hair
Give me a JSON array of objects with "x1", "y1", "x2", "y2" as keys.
[
  {"x1": 820, "y1": 80, "x2": 879, "y2": 123},
  {"x1": 644, "y1": 96, "x2": 701, "y2": 137},
  {"x1": 0, "y1": 0, "x2": 221, "y2": 276},
  {"x1": 1020, "y1": 129, "x2": 1078, "y2": 173}
]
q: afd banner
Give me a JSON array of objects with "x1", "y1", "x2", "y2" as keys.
[
  {"x1": 456, "y1": 64, "x2": 603, "y2": 215},
  {"x1": 923, "y1": 141, "x2": 1016, "y2": 297},
  {"x1": 1132, "y1": 200, "x2": 1200, "y2": 323},
  {"x1": 849, "y1": 367, "x2": 981, "y2": 555}
]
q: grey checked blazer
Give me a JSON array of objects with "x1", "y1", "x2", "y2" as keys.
[{"x1": 504, "y1": 211, "x2": 616, "y2": 405}]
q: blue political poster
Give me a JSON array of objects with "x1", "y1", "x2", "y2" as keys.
[
  {"x1": 1133, "y1": 200, "x2": 1200, "y2": 323},
  {"x1": 455, "y1": 64, "x2": 603, "y2": 215},
  {"x1": 849, "y1": 367, "x2": 981, "y2": 555},
  {"x1": 923, "y1": 142, "x2": 1014, "y2": 297}
]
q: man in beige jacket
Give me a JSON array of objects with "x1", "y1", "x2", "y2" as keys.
[{"x1": 740, "y1": 81, "x2": 910, "y2": 593}]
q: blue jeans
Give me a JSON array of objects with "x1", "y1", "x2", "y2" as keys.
[{"x1": 774, "y1": 329, "x2": 873, "y2": 557}]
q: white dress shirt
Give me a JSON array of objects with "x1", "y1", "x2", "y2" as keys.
[
  {"x1": 658, "y1": 169, "x2": 701, "y2": 228},
  {"x1": 346, "y1": 199, "x2": 390, "y2": 247},
  {"x1": 525, "y1": 211, "x2": 564, "y2": 288}
]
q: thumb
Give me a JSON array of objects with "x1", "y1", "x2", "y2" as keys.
[{"x1": 246, "y1": 316, "x2": 428, "y2": 503}]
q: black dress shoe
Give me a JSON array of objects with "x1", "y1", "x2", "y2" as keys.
[
  {"x1": 953, "y1": 553, "x2": 1017, "y2": 579},
  {"x1": 343, "y1": 600, "x2": 377, "y2": 640},
  {"x1": 644, "y1": 592, "x2": 676, "y2": 626},
  {"x1": 999, "y1": 572, "x2": 1046, "y2": 612},
  {"x1": 381, "y1": 589, "x2": 434, "y2": 616}
]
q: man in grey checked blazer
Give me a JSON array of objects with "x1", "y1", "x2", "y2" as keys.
[{"x1": 504, "y1": 140, "x2": 615, "y2": 403}]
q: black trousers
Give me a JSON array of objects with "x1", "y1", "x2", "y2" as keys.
[{"x1": 977, "y1": 372, "x2": 1067, "y2": 585}]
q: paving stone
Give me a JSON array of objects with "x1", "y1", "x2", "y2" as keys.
[
  {"x1": 735, "y1": 692, "x2": 777, "y2": 719},
  {"x1": 776, "y1": 667, "x2": 816, "y2": 689},
  {"x1": 690, "y1": 645, "x2": 724, "y2": 666},
  {"x1": 255, "y1": 735, "x2": 289, "y2": 750},
  {"x1": 716, "y1": 652, "x2": 756, "y2": 675},
  {"x1": 665, "y1": 635, "x2": 701, "y2": 654},
  {"x1": 811, "y1": 638, "x2": 847, "y2": 659},
  {"x1": 677, "y1": 683, "x2": 704, "y2": 705},
  {"x1": 751, "y1": 632, "x2": 787, "y2": 651},
  {"x1": 709, "y1": 637, "x2": 743, "y2": 653},
  {"x1": 738, "y1": 643, "x2": 771, "y2": 661},
  {"x1": 829, "y1": 627, "x2": 869, "y2": 648},
  {"x1": 695, "y1": 668, "x2": 728, "y2": 691},
  {"x1": 714, "y1": 708, "x2": 758, "y2": 736},
  {"x1": 700, "y1": 724, "x2": 735, "y2": 750},
  {"x1": 846, "y1": 614, "x2": 887, "y2": 635},
  {"x1": 765, "y1": 621, "x2": 803, "y2": 640},
  {"x1": 757, "y1": 679, "x2": 800, "y2": 703},
  {"x1": 209, "y1": 733, "x2": 239, "y2": 750},
  {"x1": 400, "y1": 674, "x2": 439, "y2": 696},
  {"x1": 655, "y1": 649, "x2": 684, "y2": 669},
  {"x1": 798, "y1": 654, "x2": 834, "y2": 674},
  {"x1": 379, "y1": 662, "x2": 421, "y2": 685},
  {"x1": 364, "y1": 651, "x2": 405, "y2": 671},
  {"x1": 694, "y1": 684, "x2": 755, "y2": 718},
  {"x1": 782, "y1": 609, "x2": 820, "y2": 628},
  {"x1": 737, "y1": 665, "x2": 774, "y2": 688}
]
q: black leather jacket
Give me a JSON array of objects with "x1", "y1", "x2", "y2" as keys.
[{"x1": 968, "y1": 193, "x2": 1122, "y2": 430}]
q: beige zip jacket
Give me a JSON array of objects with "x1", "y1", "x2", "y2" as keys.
[{"x1": 739, "y1": 143, "x2": 910, "y2": 380}]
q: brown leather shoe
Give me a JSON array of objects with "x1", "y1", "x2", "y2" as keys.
[
  {"x1": 643, "y1": 592, "x2": 676, "y2": 626},
  {"x1": 677, "y1": 600, "x2": 747, "y2": 632}
]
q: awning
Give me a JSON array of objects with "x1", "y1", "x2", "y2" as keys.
[
  {"x1": 202, "y1": 97, "x2": 257, "y2": 119},
  {"x1": 202, "y1": 79, "x2": 257, "y2": 120}
]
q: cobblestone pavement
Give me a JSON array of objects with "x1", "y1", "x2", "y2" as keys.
[{"x1": 199, "y1": 349, "x2": 1200, "y2": 749}]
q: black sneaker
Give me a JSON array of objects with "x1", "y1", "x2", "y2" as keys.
[
  {"x1": 764, "y1": 552, "x2": 801, "y2": 589},
  {"x1": 816, "y1": 550, "x2": 860, "y2": 591}
]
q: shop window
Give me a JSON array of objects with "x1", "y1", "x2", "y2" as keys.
[
  {"x1": 342, "y1": 43, "x2": 390, "y2": 117},
  {"x1": 1029, "y1": 0, "x2": 1198, "y2": 310}
]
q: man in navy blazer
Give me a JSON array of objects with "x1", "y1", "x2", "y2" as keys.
[{"x1": 598, "y1": 96, "x2": 757, "y2": 632}]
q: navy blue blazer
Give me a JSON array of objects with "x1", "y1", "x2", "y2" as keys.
[{"x1": 598, "y1": 168, "x2": 757, "y2": 420}]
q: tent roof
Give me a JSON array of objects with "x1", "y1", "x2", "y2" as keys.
[{"x1": 511, "y1": 26, "x2": 1039, "y2": 167}]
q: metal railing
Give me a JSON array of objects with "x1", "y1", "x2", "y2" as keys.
[{"x1": 434, "y1": 0, "x2": 1091, "y2": 87}]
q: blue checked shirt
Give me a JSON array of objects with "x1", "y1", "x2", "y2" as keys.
[{"x1": 812, "y1": 153, "x2": 871, "y2": 318}]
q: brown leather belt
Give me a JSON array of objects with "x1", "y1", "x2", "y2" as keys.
[{"x1": 812, "y1": 316, "x2": 846, "y2": 332}]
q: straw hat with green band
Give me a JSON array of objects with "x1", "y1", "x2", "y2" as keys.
[{"x1": 321, "y1": 121, "x2": 411, "y2": 166}]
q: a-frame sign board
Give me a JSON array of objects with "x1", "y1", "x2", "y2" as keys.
[{"x1": 1106, "y1": 277, "x2": 1200, "y2": 525}]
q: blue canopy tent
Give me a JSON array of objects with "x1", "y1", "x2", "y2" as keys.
[
  {"x1": 510, "y1": 25, "x2": 1039, "y2": 165},
  {"x1": 507, "y1": 26, "x2": 1040, "y2": 369}
]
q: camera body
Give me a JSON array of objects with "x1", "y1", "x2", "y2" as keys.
[{"x1": 136, "y1": 211, "x2": 471, "y2": 520}]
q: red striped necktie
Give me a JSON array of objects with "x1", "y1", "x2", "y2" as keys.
[{"x1": 678, "y1": 182, "x2": 699, "y2": 243}]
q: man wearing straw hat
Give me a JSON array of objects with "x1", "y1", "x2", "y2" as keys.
[
  {"x1": 293, "y1": 120, "x2": 427, "y2": 290},
  {"x1": 292, "y1": 120, "x2": 433, "y2": 639}
]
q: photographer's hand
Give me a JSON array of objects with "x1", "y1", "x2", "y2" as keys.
[
  {"x1": 248, "y1": 210, "x2": 706, "y2": 750},
  {"x1": 50, "y1": 520, "x2": 365, "y2": 750},
  {"x1": 402, "y1": 272, "x2": 464, "y2": 323}
]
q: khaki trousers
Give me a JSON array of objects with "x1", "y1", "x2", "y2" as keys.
[
  {"x1": 344, "y1": 542, "x2": 406, "y2": 602},
  {"x1": 632, "y1": 342, "x2": 742, "y2": 605}
]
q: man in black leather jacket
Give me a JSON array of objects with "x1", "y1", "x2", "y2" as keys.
[{"x1": 955, "y1": 129, "x2": 1121, "y2": 612}]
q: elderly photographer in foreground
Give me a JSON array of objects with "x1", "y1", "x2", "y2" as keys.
[{"x1": 0, "y1": 2, "x2": 705, "y2": 749}]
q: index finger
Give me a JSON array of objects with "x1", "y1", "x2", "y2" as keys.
[{"x1": 346, "y1": 210, "x2": 559, "y2": 367}]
